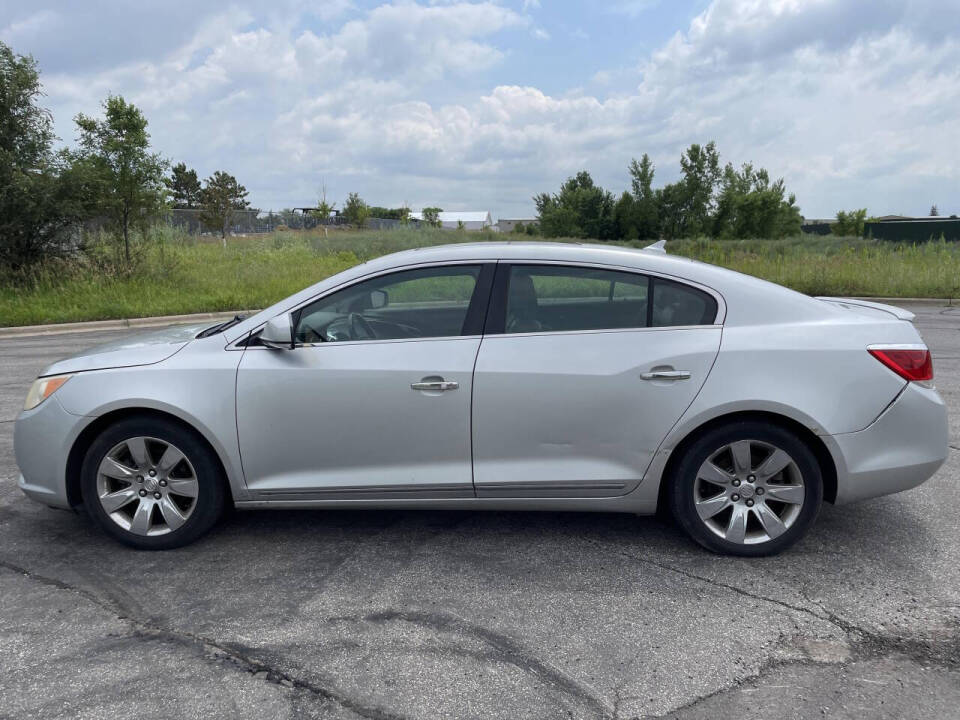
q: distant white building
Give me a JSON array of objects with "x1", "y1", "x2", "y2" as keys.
[{"x1": 410, "y1": 211, "x2": 494, "y2": 231}]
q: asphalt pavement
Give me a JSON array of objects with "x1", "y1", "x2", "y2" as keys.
[{"x1": 1, "y1": 303, "x2": 958, "y2": 719}]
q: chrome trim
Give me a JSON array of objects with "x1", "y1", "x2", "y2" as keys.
[{"x1": 227, "y1": 257, "x2": 728, "y2": 349}]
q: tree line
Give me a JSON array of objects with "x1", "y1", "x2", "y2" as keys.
[
  {"x1": 0, "y1": 41, "x2": 252, "y2": 270},
  {"x1": 533, "y1": 142, "x2": 803, "y2": 241}
]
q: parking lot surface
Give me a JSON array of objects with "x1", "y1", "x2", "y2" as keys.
[{"x1": 2, "y1": 303, "x2": 959, "y2": 719}]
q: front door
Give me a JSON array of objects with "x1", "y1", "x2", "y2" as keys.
[
  {"x1": 472, "y1": 263, "x2": 722, "y2": 497},
  {"x1": 236, "y1": 263, "x2": 492, "y2": 499}
]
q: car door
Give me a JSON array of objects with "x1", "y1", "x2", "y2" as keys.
[
  {"x1": 236, "y1": 263, "x2": 494, "y2": 499},
  {"x1": 472, "y1": 262, "x2": 722, "y2": 497}
]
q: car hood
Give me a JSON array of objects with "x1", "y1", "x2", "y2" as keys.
[{"x1": 40, "y1": 323, "x2": 208, "y2": 377}]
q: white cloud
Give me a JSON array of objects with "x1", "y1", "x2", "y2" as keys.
[{"x1": 22, "y1": 0, "x2": 960, "y2": 218}]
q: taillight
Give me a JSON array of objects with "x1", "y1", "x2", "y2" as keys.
[{"x1": 868, "y1": 345, "x2": 933, "y2": 382}]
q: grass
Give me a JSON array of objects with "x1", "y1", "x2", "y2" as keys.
[{"x1": 2, "y1": 227, "x2": 959, "y2": 327}]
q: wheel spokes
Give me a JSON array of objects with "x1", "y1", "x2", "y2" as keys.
[
  {"x1": 99, "y1": 457, "x2": 137, "y2": 481},
  {"x1": 756, "y1": 449, "x2": 792, "y2": 481},
  {"x1": 698, "y1": 461, "x2": 734, "y2": 487},
  {"x1": 695, "y1": 494, "x2": 731, "y2": 520},
  {"x1": 724, "y1": 505, "x2": 748, "y2": 544},
  {"x1": 126, "y1": 437, "x2": 150, "y2": 470},
  {"x1": 763, "y1": 483, "x2": 805, "y2": 504},
  {"x1": 166, "y1": 477, "x2": 198, "y2": 498},
  {"x1": 97, "y1": 436, "x2": 199, "y2": 537},
  {"x1": 694, "y1": 438, "x2": 805, "y2": 546},
  {"x1": 729, "y1": 440, "x2": 753, "y2": 475},
  {"x1": 100, "y1": 487, "x2": 138, "y2": 513},
  {"x1": 158, "y1": 496, "x2": 188, "y2": 531},
  {"x1": 129, "y1": 499, "x2": 154, "y2": 535},
  {"x1": 754, "y1": 504, "x2": 788, "y2": 539},
  {"x1": 156, "y1": 444, "x2": 185, "y2": 475}
]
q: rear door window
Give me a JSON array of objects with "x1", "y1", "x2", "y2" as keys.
[{"x1": 502, "y1": 265, "x2": 649, "y2": 333}]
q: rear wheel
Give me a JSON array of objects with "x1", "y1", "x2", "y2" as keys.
[
  {"x1": 668, "y1": 421, "x2": 822, "y2": 556},
  {"x1": 81, "y1": 417, "x2": 226, "y2": 550}
]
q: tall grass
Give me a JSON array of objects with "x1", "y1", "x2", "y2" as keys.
[{"x1": 1, "y1": 228, "x2": 958, "y2": 327}]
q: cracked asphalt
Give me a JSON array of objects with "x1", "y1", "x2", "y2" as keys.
[{"x1": 1, "y1": 302, "x2": 959, "y2": 719}]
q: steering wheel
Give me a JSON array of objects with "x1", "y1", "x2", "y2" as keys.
[{"x1": 348, "y1": 313, "x2": 376, "y2": 340}]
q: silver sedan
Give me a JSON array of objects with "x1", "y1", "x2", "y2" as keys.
[{"x1": 14, "y1": 242, "x2": 949, "y2": 555}]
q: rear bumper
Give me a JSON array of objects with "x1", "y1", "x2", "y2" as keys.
[{"x1": 829, "y1": 382, "x2": 949, "y2": 504}]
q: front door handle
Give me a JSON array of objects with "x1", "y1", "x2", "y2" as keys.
[
  {"x1": 640, "y1": 370, "x2": 691, "y2": 381},
  {"x1": 411, "y1": 380, "x2": 459, "y2": 392}
]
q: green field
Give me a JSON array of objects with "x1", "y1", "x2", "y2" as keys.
[{"x1": 2, "y1": 228, "x2": 959, "y2": 327}]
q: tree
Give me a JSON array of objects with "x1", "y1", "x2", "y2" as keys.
[
  {"x1": 535, "y1": 171, "x2": 616, "y2": 239},
  {"x1": 421, "y1": 207, "x2": 443, "y2": 227},
  {"x1": 512, "y1": 221, "x2": 526, "y2": 234},
  {"x1": 627, "y1": 154, "x2": 659, "y2": 239},
  {"x1": 312, "y1": 184, "x2": 337, "y2": 236},
  {"x1": 930, "y1": 205, "x2": 940, "y2": 216},
  {"x1": 343, "y1": 192, "x2": 370, "y2": 228},
  {"x1": 0, "y1": 42, "x2": 93, "y2": 269},
  {"x1": 676, "y1": 142, "x2": 721, "y2": 236},
  {"x1": 313, "y1": 183, "x2": 336, "y2": 219},
  {"x1": 832, "y1": 209, "x2": 867, "y2": 237},
  {"x1": 165, "y1": 162, "x2": 201, "y2": 209},
  {"x1": 712, "y1": 163, "x2": 802, "y2": 238},
  {"x1": 613, "y1": 191, "x2": 639, "y2": 240},
  {"x1": 75, "y1": 95, "x2": 167, "y2": 263},
  {"x1": 456, "y1": 220, "x2": 465, "y2": 231},
  {"x1": 199, "y1": 171, "x2": 249, "y2": 246}
]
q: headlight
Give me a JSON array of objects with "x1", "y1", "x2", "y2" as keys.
[{"x1": 23, "y1": 374, "x2": 73, "y2": 411}]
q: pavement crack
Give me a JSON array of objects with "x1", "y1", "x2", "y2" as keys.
[
  {"x1": 586, "y1": 539, "x2": 960, "y2": 669},
  {"x1": 0, "y1": 558, "x2": 404, "y2": 720},
  {"x1": 586, "y1": 539, "x2": 827, "y2": 623},
  {"x1": 327, "y1": 608, "x2": 615, "y2": 718}
]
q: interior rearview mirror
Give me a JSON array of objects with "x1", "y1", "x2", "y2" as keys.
[
  {"x1": 261, "y1": 314, "x2": 293, "y2": 350},
  {"x1": 370, "y1": 289, "x2": 388, "y2": 309}
]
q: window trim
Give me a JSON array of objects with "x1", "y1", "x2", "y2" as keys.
[
  {"x1": 244, "y1": 261, "x2": 497, "y2": 349},
  {"x1": 484, "y1": 261, "x2": 724, "y2": 338}
]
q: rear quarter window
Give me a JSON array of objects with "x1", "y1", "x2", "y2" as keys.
[{"x1": 651, "y1": 278, "x2": 718, "y2": 327}]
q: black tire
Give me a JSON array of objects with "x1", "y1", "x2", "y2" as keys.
[
  {"x1": 81, "y1": 416, "x2": 227, "y2": 550},
  {"x1": 667, "y1": 421, "x2": 823, "y2": 557}
]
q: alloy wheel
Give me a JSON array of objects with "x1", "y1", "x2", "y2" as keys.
[
  {"x1": 693, "y1": 439, "x2": 805, "y2": 545},
  {"x1": 96, "y1": 436, "x2": 199, "y2": 536}
]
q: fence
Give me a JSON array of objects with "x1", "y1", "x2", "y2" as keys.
[
  {"x1": 168, "y1": 208, "x2": 350, "y2": 235},
  {"x1": 865, "y1": 218, "x2": 960, "y2": 243}
]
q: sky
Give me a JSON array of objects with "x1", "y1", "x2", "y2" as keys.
[{"x1": 1, "y1": 0, "x2": 958, "y2": 220}]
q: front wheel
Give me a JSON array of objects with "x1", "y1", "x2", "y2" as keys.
[
  {"x1": 81, "y1": 416, "x2": 227, "y2": 550},
  {"x1": 667, "y1": 421, "x2": 823, "y2": 556}
]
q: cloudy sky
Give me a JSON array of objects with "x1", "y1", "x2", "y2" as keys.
[{"x1": 2, "y1": 0, "x2": 957, "y2": 219}]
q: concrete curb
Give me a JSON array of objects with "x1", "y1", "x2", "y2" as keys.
[
  {"x1": 0, "y1": 296, "x2": 954, "y2": 339},
  {"x1": 0, "y1": 310, "x2": 259, "y2": 339}
]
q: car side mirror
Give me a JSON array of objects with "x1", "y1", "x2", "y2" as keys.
[
  {"x1": 261, "y1": 315, "x2": 293, "y2": 350},
  {"x1": 370, "y1": 289, "x2": 388, "y2": 309}
]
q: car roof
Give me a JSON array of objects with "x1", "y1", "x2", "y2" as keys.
[{"x1": 223, "y1": 241, "x2": 832, "y2": 343}]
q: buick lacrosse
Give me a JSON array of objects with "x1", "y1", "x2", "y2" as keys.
[{"x1": 14, "y1": 242, "x2": 948, "y2": 555}]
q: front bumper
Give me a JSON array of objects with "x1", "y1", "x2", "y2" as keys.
[
  {"x1": 829, "y1": 382, "x2": 949, "y2": 504},
  {"x1": 14, "y1": 396, "x2": 89, "y2": 509}
]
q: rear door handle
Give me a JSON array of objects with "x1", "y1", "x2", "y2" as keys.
[
  {"x1": 640, "y1": 370, "x2": 691, "y2": 381},
  {"x1": 411, "y1": 380, "x2": 459, "y2": 391}
]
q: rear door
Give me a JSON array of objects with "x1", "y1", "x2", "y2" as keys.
[{"x1": 472, "y1": 263, "x2": 723, "y2": 497}]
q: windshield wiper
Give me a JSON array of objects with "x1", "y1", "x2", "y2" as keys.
[{"x1": 197, "y1": 315, "x2": 246, "y2": 338}]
